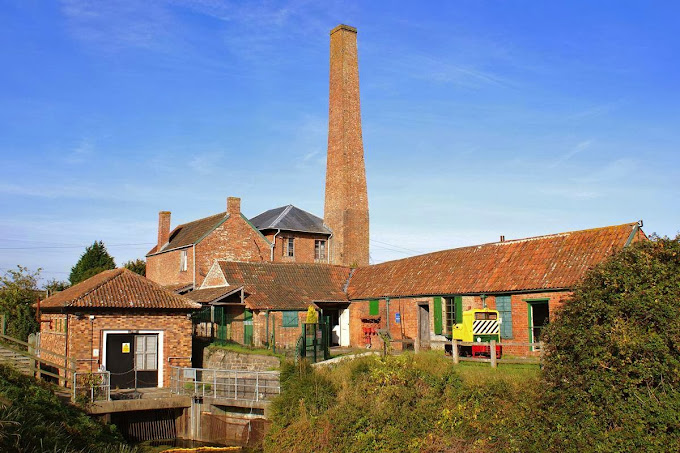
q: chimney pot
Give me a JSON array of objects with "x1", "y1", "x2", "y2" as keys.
[
  {"x1": 227, "y1": 197, "x2": 241, "y2": 216},
  {"x1": 158, "y1": 211, "x2": 171, "y2": 249},
  {"x1": 500, "y1": 235, "x2": 505, "y2": 242}
]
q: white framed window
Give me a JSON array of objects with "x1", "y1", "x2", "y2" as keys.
[
  {"x1": 180, "y1": 249, "x2": 188, "y2": 272},
  {"x1": 135, "y1": 335, "x2": 158, "y2": 371},
  {"x1": 315, "y1": 240, "x2": 326, "y2": 260},
  {"x1": 285, "y1": 238, "x2": 294, "y2": 257}
]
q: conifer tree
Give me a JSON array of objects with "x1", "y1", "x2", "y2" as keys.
[{"x1": 69, "y1": 241, "x2": 116, "y2": 285}]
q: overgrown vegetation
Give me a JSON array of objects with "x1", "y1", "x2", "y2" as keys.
[
  {"x1": 207, "y1": 342, "x2": 284, "y2": 361},
  {"x1": 265, "y1": 235, "x2": 680, "y2": 452},
  {"x1": 0, "y1": 266, "x2": 40, "y2": 340},
  {"x1": 0, "y1": 364, "x2": 135, "y2": 453}
]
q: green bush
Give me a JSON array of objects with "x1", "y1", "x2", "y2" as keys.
[{"x1": 532, "y1": 235, "x2": 680, "y2": 452}]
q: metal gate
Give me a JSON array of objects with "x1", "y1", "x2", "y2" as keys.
[{"x1": 297, "y1": 319, "x2": 330, "y2": 363}]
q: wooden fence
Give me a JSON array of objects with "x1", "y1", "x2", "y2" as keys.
[{"x1": 429, "y1": 339, "x2": 543, "y2": 367}]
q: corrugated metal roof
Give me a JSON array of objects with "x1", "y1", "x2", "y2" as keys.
[
  {"x1": 250, "y1": 205, "x2": 331, "y2": 235},
  {"x1": 216, "y1": 261, "x2": 351, "y2": 310},
  {"x1": 348, "y1": 222, "x2": 644, "y2": 300},
  {"x1": 39, "y1": 268, "x2": 201, "y2": 310}
]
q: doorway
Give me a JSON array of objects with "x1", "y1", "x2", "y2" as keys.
[
  {"x1": 104, "y1": 331, "x2": 161, "y2": 389},
  {"x1": 418, "y1": 303, "x2": 430, "y2": 349},
  {"x1": 321, "y1": 305, "x2": 350, "y2": 347},
  {"x1": 529, "y1": 301, "x2": 549, "y2": 350}
]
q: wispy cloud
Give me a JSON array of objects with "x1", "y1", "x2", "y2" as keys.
[
  {"x1": 567, "y1": 100, "x2": 624, "y2": 120},
  {"x1": 549, "y1": 139, "x2": 593, "y2": 168},
  {"x1": 65, "y1": 138, "x2": 94, "y2": 164}
]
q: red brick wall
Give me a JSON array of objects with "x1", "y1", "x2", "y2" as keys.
[
  {"x1": 349, "y1": 290, "x2": 573, "y2": 357},
  {"x1": 265, "y1": 232, "x2": 331, "y2": 264},
  {"x1": 194, "y1": 215, "x2": 270, "y2": 285},
  {"x1": 324, "y1": 25, "x2": 370, "y2": 268},
  {"x1": 265, "y1": 311, "x2": 305, "y2": 350},
  {"x1": 146, "y1": 246, "x2": 195, "y2": 287},
  {"x1": 39, "y1": 313, "x2": 68, "y2": 373},
  {"x1": 39, "y1": 311, "x2": 193, "y2": 388}
]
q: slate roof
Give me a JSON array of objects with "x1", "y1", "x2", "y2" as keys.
[
  {"x1": 348, "y1": 222, "x2": 644, "y2": 300},
  {"x1": 147, "y1": 212, "x2": 228, "y2": 255},
  {"x1": 249, "y1": 205, "x2": 331, "y2": 235},
  {"x1": 216, "y1": 261, "x2": 351, "y2": 310},
  {"x1": 185, "y1": 285, "x2": 243, "y2": 304},
  {"x1": 39, "y1": 268, "x2": 201, "y2": 311}
]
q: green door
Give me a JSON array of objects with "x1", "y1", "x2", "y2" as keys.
[{"x1": 244, "y1": 309, "x2": 253, "y2": 345}]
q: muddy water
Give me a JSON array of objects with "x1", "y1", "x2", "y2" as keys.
[{"x1": 137, "y1": 438, "x2": 243, "y2": 452}]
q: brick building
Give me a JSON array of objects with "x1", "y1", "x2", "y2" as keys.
[
  {"x1": 38, "y1": 268, "x2": 200, "y2": 388},
  {"x1": 346, "y1": 222, "x2": 646, "y2": 355},
  {"x1": 186, "y1": 261, "x2": 351, "y2": 350}
]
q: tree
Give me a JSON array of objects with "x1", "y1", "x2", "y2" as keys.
[
  {"x1": 532, "y1": 235, "x2": 680, "y2": 452},
  {"x1": 69, "y1": 241, "x2": 116, "y2": 285},
  {"x1": 123, "y1": 259, "x2": 146, "y2": 276},
  {"x1": 44, "y1": 279, "x2": 69, "y2": 297},
  {"x1": 0, "y1": 266, "x2": 40, "y2": 340}
]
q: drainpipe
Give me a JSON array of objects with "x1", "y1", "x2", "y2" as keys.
[
  {"x1": 192, "y1": 245, "x2": 196, "y2": 289},
  {"x1": 327, "y1": 231, "x2": 333, "y2": 263},
  {"x1": 265, "y1": 310, "x2": 270, "y2": 349},
  {"x1": 270, "y1": 229, "x2": 281, "y2": 261},
  {"x1": 385, "y1": 297, "x2": 390, "y2": 332}
]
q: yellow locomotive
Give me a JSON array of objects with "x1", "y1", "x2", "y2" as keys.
[{"x1": 448, "y1": 308, "x2": 503, "y2": 358}]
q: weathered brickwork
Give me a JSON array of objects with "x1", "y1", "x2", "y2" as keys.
[
  {"x1": 324, "y1": 25, "x2": 370, "y2": 268},
  {"x1": 146, "y1": 246, "x2": 195, "y2": 287},
  {"x1": 194, "y1": 215, "x2": 270, "y2": 286},
  {"x1": 348, "y1": 291, "x2": 572, "y2": 357},
  {"x1": 39, "y1": 311, "x2": 193, "y2": 388},
  {"x1": 264, "y1": 232, "x2": 331, "y2": 264}
]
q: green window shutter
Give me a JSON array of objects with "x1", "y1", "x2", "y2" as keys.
[
  {"x1": 454, "y1": 296, "x2": 463, "y2": 324},
  {"x1": 433, "y1": 296, "x2": 443, "y2": 335},
  {"x1": 282, "y1": 311, "x2": 299, "y2": 328},
  {"x1": 369, "y1": 299, "x2": 380, "y2": 316},
  {"x1": 496, "y1": 295, "x2": 513, "y2": 339}
]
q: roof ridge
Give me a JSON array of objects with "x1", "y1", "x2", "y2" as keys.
[
  {"x1": 368, "y1": 221, "x2": 639, "y2": 269},
  {"x1": 65, "y1": 268, "x2": 124, "y2": 307},
  {"x1": 176, "y1": 211, "x2": 227, "y2": 229},
  {"x1": 269, "y1": 205, "x2": 294, "y2": 228}
]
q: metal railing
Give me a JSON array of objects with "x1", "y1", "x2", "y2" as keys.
[
  {"x1": 73, "y1": 371, "x2": 110, "y2": 403},
  {"x1": 170, "y1": 366, "x2": 280, "y2": 402}
]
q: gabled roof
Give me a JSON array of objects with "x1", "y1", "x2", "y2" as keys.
[
  {"x1": 148, "y1": 212, "x2": 228, "y2": 255},
  {"x1": 216, "y1": 261, "x2": 351, "y2": 310},
  {"x1": 185, "y1": 285, "x2": 243, "y2": 304},
  {"x1": 39, "y1": 268, "x2": 201, "y2": 311},
  {"x1": 249, "y1": 205, "x2": 331, "y2": 235},
  {"x1": 348, "y1": 222, "x2": 645, "y2": 300}
]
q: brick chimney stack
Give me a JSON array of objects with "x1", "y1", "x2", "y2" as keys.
[
  {"x1": 324, "y1": 24, "x2": 370, "y2": 267},
  {"x1": 157, "y1": 211, "x2": 171, "y2": 249},
  {"x1": 227, "y1": 197, "x2": 241, "y2": 216}
]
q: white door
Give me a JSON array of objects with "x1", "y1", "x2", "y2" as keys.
[{"x1": 339, "y1": 308, "x2": 350, "y2": 347}]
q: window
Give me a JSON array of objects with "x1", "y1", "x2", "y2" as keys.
[
  {"x1": 134, "y1": 335, "x2": 158, "y2": 371},
  {"x1": 496, "y1": 295, "x2": 513, "y2": 339},
  {"x1": 180, "y1": 249, "x2": 188, "y2": 272},
  {"x1": 445, "y1": 296, "x2": 463, "y2": 334},
  {"x1": 284, "y1": 238, "x2": 294, "y2": 257},
  {"x1": 369, "y1": 299, "x2": 379, "y2": 316},
  {"x1": 527, "y1": 300, "x2": 549, "y2": 350},
  {"x1": 282, "y1": 311, "x2": 299, "y2": 328},
  {"x1": 314, "y1": 240, "x2": 327, "y2": 260},
  {"x1": 474, "y1": 312, "x2": 497, "y2": 320}
]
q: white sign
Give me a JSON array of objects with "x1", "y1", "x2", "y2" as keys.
[{"x1": 92, "y1": 348, "x2": 99, "y2": 358}]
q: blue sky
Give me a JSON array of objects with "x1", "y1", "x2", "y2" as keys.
[{"x1": 1, "y1": 1, "x2": 678, "y2": 284}]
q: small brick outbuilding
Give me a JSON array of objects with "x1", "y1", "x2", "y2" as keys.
[{"x1": 38, "y1": 268, "x2": 200, "y2": 389}]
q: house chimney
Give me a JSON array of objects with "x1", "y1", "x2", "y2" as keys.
[
  {"x1": 227, "y1": 197, "x2": 241, "y2": 216},
  {"x1": 500, "y1": 235, "x2": 505, "y2": 242},
  {"x1": 158, "y1": 211, "x2": 171, "y2": 248},
  {"x1": 324, "y1": 24, "x2": 370, "y2": 267}
]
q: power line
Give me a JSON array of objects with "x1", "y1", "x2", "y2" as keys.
[
  {"x1": 0, "y1": 242, "x2": 154, "y2": 250},
  {"x1": 370, "y1": 239, "x2": 423, "y2": 254}
]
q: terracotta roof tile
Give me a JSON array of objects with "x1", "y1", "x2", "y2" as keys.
[
  {"x1": 39, "y1": 268, "x2": 201, "y2": 310},
  {"x1": 185, "y1": 285, "x2": 243, "y2": 304},
  {"x1": 216, "y1": 262, "x2": 351, "y2": 310},
  {"x1": 348, "y1": 222, "x2": 643, "y2": 299},
  {"x1": 148, "y1": 212, "x2": 228, "y2": 255}
]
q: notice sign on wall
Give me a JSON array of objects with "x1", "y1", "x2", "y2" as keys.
[
  {"x1": 122, "y1": 343, "x2": 130, "y2": 353},
  {"x1": 395, "y1": 313, "x2": 401, "y2": 324}
]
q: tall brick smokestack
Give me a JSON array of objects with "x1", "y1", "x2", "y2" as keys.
[{"x1": 324, "y1": 25, "x2": 370, "y2": 267}]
